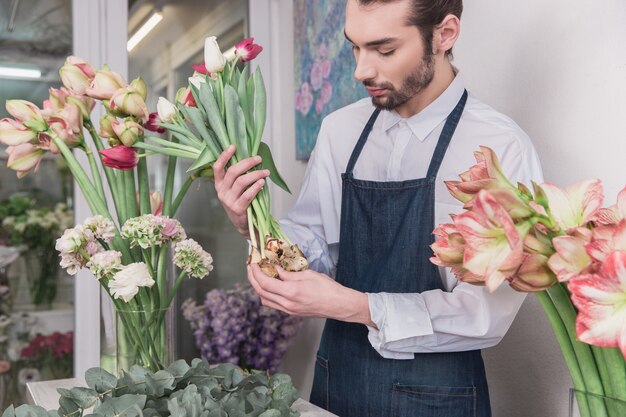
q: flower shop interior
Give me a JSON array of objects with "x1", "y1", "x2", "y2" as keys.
[{"x1": 1, "y1": 0, "x2": 625, "y2": 416}]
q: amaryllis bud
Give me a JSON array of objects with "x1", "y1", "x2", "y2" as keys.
[
  {"x1": 6, "y1": 100, "x2": 47, "y2": 131},
  {"x1": 48, "y1": 88, "x2": 70, "y2": 112},
  {"x1": 66, "y1": 95, "x2": 95, "y2": 119},
  {"x1": 59, "y1": 56, "x2": 95, "y2": 95},
  {"x1": 86, "y1": 67, "x2": 126, "y2": 100},
  {"x1": 145, "y1": 112, "x2": 166, "y2": 134},
  {"x1": 110, "y1": 86, "x2": 149, "y2": 122},
  {"x1": 157, "y1": 97, "x2": 176, "y2": 123},
  {"x1": 0, "y1": 118, "x2": 37, "y2": 146},
  {"x1": 203, "y1": 36, "x2": 226, "y2": 74},
  {"x1": 99, "y1": 114, "x2": 117, "y2": 138},
  {"x1": 6, "y1": 143, "x2": 45, "y2": 178},
  {"x1": 99, "y1": 145, "x2": 138, "y2": 170},
  {"x1": 130, "y1": 77, "x2": 147, "y2": 101},
  {"x1": 234, "y1": 37, "x2": 263, "y2": 62},
  {"x1": 112, "y1": 118, "x2": 143, "y2": 146}
]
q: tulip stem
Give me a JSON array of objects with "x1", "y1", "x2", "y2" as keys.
[
  {"x1": 171, "y1": 176, "x2": 195, "y2": 217},
  {"x1": 137, "y1": 150, "x2": 151, "y2": 215},
  {"x1": 83, "y1": 145, "x2": 107, "y2": 208},
  {"x1": 162, "y1": 152, "x2": 177, "y2": 217}
]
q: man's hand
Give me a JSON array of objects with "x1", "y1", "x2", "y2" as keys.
[
  {"x1": 247, "y1": 264, "x2": 375, "y2": 327},
  {"x1": 213, "y1": 145, "x2": 270, "y2": 237}
]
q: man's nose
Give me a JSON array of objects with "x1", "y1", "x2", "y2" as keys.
[{"x1": 353, "y1": 52, "x2": 376, "y2": 83}]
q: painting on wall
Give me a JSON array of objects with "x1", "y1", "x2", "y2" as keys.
[{"x1": 294, "y1": 0, "x2": 367, "y2": 160}]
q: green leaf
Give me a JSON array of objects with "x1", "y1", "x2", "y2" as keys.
[
  {"x1": 13, "y1": 406, "x2": 49, "y2": 417},
  {"x1": 224, "y1": 85, "x2": 249, "y2": 159},
  {"x1": 94, "y1": 395, "x2": 146, "y2": 417},
  {"x1": 178, "y1": 103, "x2": 222, "y2": 158},
  {"x1": 145, "y1": 370, "x2": 175, "y2": 397},
  {"x1": 237, "y1": 67, "x2": 254, "y2": 144},
  {"x1": 187, "y1": 145, "x2": 216, "y2": 172},
  {"x1": 159, "y1": 122, "x2": 203, "y2": 147},
  {"x1": 231, "y1": 66, "x2": 241, "y2": 91},
  {"x1": 167, "y1": 359, "x2": 191, "y2": 378},
  {"x1": 252, "y1": 67, "x2": 267, "y2": 155},
  {"x1": 56, "y1": 388, "x2": 71, "y2": 397},
  {"x1": 69, "y1": 387, "x2": 99, "y2": 408},
  {"x1": 86, "y1": 367, "x2": 119, "y2": 393},
  {"x1": 198, "y1": 81, "x2": 231, "y2": 153},
  {"x1": 258, "y1": 410, "x2": 281, "y2": 417},
  {"x1": 1, "y1": 405, "x2": 15, "y2": 417},
  {"x1": 58, "y1": 397, "x2": 80, "y2": 417},
  {"x1": 258, "y1": 142, "x2": 291, "y2": 194}
]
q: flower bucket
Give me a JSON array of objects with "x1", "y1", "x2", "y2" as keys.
[{"x1": 569, "y1": 389, "x2": 626, "y2": 417}]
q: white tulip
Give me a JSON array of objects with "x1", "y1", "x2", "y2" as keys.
[
  {"x1": 204, "y1": 36, "x2": 226, "y2": 73},
  {"x1": 157, "y1": 97, "x2": 177, "y2": 123}
]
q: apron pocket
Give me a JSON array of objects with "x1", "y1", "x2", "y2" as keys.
[
  {"x1": 309, "y1": 354, "x2": 329, "y2": 410},
  {"x1": 391, "y1": 383, "x2": 476, "y2": 417}
]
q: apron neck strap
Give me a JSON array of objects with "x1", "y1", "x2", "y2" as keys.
[{"x1": 345, "y1": 108, "x2": 381, "y2": 175}]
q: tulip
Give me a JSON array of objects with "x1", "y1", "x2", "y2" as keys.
[
  {"x1": 99, "y1": 145, "x2": 138, "y2": 170},
  {"x1": 0, "y1": 118, "x2": 37, "y2": 146},
  {"x1": 203, "y1": 36, "x2": 226, "y2": 74},
  {"x1": 234, "y1": 37, "x2": 263, "y2": 62},
  {"x1": 109, "y1": 86, "x2": 149, "y2": 122},
  {"x1": 145, "y1": 112, "x2": 166, "y2": 134},
  {"x1": 86, "y1": 67, "x2": 126, "y2": 100},
  {"x1": 59, "y1": 56, "x2": 95, "y2": 95},
  {"x1": 150, "y1": 191, "x2": 163, "y2": 215},
  {"x1": 455, "y1": 190, "x2": 529, "y2": 292},
  {"x1": 547, "y1": 233, "x2": 593, "y2": 282},
  {"x1": 5, "y1": 143, "x2": 45, "y2": 178},
  {"x1": 157, "y1": 97, "x2": 177, "y2": 123},
  {"x1": 540, "y1": 179, "x2": 604, "y2": 231},
  {"x1": 112, "y1": 118, "x2": 144, "y2": 146},
  {"x1": 5, "y1": 100, "x2": 46, "y2": 131},
  {"x1": 568, "y1": 251, "x2": 626, "y2": 357},
  {"x1": 130, "y1": 77, "x2": 147, "y2": 101},
  {"x1": 188, "y1": 75, "x2": 206, "y2": 90},
  {"x1": 594, "y1": 186, "x2": 626, "y2": 226},
  {"x1": 508, "y1": 253, "x2": 557, "y2": 292},
  {"x1": 176, "y1": 87, "x2": 196, "y2": 107},
  {"x1": 191, "y1": 62, "x2": 209, "y2": 75}
]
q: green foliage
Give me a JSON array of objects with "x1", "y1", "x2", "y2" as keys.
[{"x1": 3, "y1": 359, "x2": 300, "y2": 417}]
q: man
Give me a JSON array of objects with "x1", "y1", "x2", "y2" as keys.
[{"x1": 213, "y1": 0, "x2": 543, "y2": 416}]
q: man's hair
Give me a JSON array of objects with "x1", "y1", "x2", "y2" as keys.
[{"x1": 357, "y1": 0, "x2": 463, "y2": 56}]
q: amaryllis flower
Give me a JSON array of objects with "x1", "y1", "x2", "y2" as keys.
[
  {"x1": 109, "y1": 262, "x2": 154, "y2": 302},
  {"x1": 234, "y1": 37, "x2": 263, "y2": 62},
  {"x1": 594, "y1": 186, "x2": 626, "y2": 226},
  {"x1": 174, "y1": 239, "x2": 214, "y2": 278},
  {"x1": 85, "y1": 67, "x2": 126, "y2": 100},
  {"x1": 109, "y1": 85, "x2": 149, "y2": 122},
  {"x1": 445, "y1": 146, "x2": 516, "y2": 205},
  {"x1": 112, "y1": 118, "x2": 144, "y2": 146},
  {"x1": 508, "y1": 253, "x2": 557, "y2": 292},
  {"x1": 5, "y1": 143, "x2": 45, "y2": 178},
  {"x1": 0, "y1": 118, "x2": 37, "y2": 146},
  {"x1": 586, "y1": 220, "x2": 626, "y2": 264},
  {"x1": 144, "y1": 112, "x2": 166, "y2": 134},
  {"x1": 540, "y1": 180, "x2": 604, "y2": 231},
  {"x1": 547, "y1": 231, "x2": 593, "y2": 282},
  {"x1": 6, "y1": 100, "x2": 46, "y2": 131},
  {"x1": 455, "y1": 190, "x2": 529, "y2": 292},
  {"x1": 99, "y1": 145, "x2": 138, "y2": 170},
  {"x1": 569, "y1": 251, "x2": 626, "y2": 357},
  {"x1": 59, "y1": 56, "x2": 95, "y2": 95},
  {"x1": 430, "y1": 223, "x2": 465, "y2": 270}
]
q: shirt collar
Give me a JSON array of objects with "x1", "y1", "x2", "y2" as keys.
[{"x1": 381, "y1": 72, "x2": 466, "y2": 142}]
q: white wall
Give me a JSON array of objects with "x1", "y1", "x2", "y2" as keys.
[{"x1": 251, "y1": 0, "x2": 626, "y2": 415}]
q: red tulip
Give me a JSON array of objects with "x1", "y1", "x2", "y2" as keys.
[
  {"x1": 234, "y1": 37, "x2": 263, "y2": 62},
  {"x1": 99, "y1": 145, "x2": 138, "y2": 170}
]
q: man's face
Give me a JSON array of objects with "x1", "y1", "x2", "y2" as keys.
[{"x1": 344, "y1": 0, "x2": 435, "y2": 112}]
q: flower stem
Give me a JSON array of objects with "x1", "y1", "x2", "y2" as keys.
[
  {"x1": 171, "y1": 176, "x2": 195, "y2": 217},
  {"x1": 137, "y1": 150, "x2": 151, "y2": 215},
  {"x1": 162, "y1": 154, "x2": 177, "y2": 217}
]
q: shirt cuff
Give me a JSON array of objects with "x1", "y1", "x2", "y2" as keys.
[{"x1": 366, "y1": 292, "x2": 435, "y2": 357}]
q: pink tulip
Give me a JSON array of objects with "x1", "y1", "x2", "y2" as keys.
[
  {"x1": 176, "y1": 87, "x2": 197, "y2": 107},
  {"x1": 455, "y1": 190, "x2": 528, "y2": 292},
  {"x1": 109, "y1": 86, "x2": 149, "y2": 122},
  {"x1": 5, "y1": 143, "x2": 45, "y2": 178},
  {"x1": 548, "y1": 231, "x2": 593, "y2": 282},
  {"x1": 112, "y1": 118, "x2": 143, "y2": 146},
  {"x1": 86, "y1": 68, "x2": 126, "y2": 100},
  {"x1": 59, "y1": 56, "x2": 95, "y2": 95},
  {"x1": 192, "y1": 62, "x2": 209, "y2": 75},
  {"x1": 568, "y1": 251, "x2": 626, "y2": 357},
  {"x1": 0, "y1": 118, "x2": 37, "y2": 146},
  {"x1": 594, "y1": 186, "x2": 626, "y2": 226},
  {"x1": 234, "y1": 37, "x2": 263, "y2": 62},
  {"x1": 99, "y1": 145, "x2": 138, "y2": 170},
  {"x1": 540, "y1": 180, "x2": 604, "y2": 231},
  {"x1": 508, "y1": 253, "x2": 557, "y2": 292}
]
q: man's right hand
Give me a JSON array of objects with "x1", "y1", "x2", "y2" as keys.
[{"x1": 213, "y1": 144, "x2": 270, "y2": 238}]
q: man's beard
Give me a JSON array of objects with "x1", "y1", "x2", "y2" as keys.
[{"x1": 365, "y1": 52, "x2": 435, "y2": 111}]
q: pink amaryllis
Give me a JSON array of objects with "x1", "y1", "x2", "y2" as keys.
[
  {"x1": 586, "y1": 220, "x2": 626, "y2": 264},
  {"x1": 99, "y1": 145, "x2": 138, "y2": 170},
  {"x1": 234, "y1": 37, "x2": 263, "y2": 62},
  {"x1": 5, "y1": 143, "x2": 45, "y2": 178},
  {"x1": 548, "y1": 231, "x2": 593, "y2": 282},
  {"x1": 454, "y1": 190, "x2": 529, "y2": 292},
  {"x1": 594, "y1": 186, "x2": 626, "y2": 226},
  {"x1": 569, "y1": 251, "x2": 626, "y2": 357},
  {"x1": 540, "y1": 180, "x2": 604, "y2": 231},
  {"x1": 508, "y1": 253, "x2": 557, "y2": 292},
  {"x1": 0, "y1": 118, "x2": 37, "y2": 146},
  {"x1": 59, "y1": 56, "x2": 95, "y2": 95}
]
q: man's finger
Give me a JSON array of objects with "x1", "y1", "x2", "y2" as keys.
[
  {"x1": 275, "y1": 266, "x2": 300, "y2": 282},
  {"x1": 222, "y1": 156, "x2": 264, "y2": 190},
  {"x1": 213, "y1": 144, "x2": 236, "y2": 183}
]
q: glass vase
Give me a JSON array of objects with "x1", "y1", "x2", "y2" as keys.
[
  {"x1": 23, "y1": 247, "x2": 59, "y2": 308},
  {"x1": 569, "y1": 389, "x2": 626, "y2": 417},
  {"x1": 108, "y1": 304, "x2": 175, "y2": 375}
]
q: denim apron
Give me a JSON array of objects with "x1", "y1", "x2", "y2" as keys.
[{"x1": 310, "y1": 91, "x2": 491, "y2": 417}]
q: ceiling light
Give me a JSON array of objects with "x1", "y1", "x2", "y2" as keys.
[
  {"x1": 0, "y1": 66, "x2": 42, "y2": 79},
  {"x1": 127, "y1": 11, "x2": 163, "y2": 52}
]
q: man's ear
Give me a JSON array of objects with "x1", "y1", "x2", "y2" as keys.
[{"x1": 433, "y1": 14, "x2": 460, "y2": 55}]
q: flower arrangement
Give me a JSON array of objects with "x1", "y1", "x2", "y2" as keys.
[
  {"x1": 0, "y1": 194, "x2": 73, "y2": 305},
  {"x1": 182, "y1": 284, "x2": 302, "y2": 373},
  {"x1": 19, "y1": 331, "x2": 73, "y2": 380},
  {"x1": 430, "y1": 146, "x2": 626, "y2": 416}
]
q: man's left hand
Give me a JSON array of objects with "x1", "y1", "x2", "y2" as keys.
[{"x1": 247, "y1": 264, "x2": 375, "y2": 326}]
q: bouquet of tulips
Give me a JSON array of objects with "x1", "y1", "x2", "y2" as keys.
[
  {"x1": 143, "y1": 36, "x2": 309, "y2": 278},
  {"x1": 0, "y1": 40, "x2": 223, "y2": 372},
  {"x1": 430, "y1": 146, "x2": 626, "y2": 417}
]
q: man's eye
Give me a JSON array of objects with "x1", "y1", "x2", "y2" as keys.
[{"x1": 379, "y1": 50, "x2": 395, "y2": 56}]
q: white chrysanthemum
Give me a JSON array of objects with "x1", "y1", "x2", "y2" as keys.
[
  {"x1": 84, "y1": 215, "x2": 116, "y2": 243},
  {"x1": 173, "y1": 239, "x2": 213, "y2": 279},
  {"x1": 87, "y1": 250, "x2": 122, "y2": 280},
  {"x1": 109, "y1": 262, "x2": 154, "y2": 302}
]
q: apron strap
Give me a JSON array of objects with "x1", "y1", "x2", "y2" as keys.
[
  {"x1": 345, "y1": 108, "x2": 381, "y2": 175},
  {"x1": 426, "y1": 89, "x2": 468, "y2": 179}
]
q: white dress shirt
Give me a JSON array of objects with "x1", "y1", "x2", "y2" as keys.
[{"x1": 280, "y1": 74, "x2": 544, "y2": 359}]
